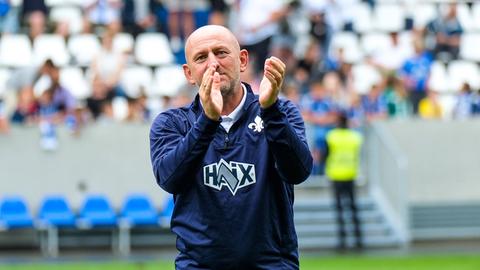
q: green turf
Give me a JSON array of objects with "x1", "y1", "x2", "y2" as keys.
[{"x1": 1, "y1": 255, "x2": 480, "y2": 270}]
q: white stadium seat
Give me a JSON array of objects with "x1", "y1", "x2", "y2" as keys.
[
  {"x1": 151, "y1": 65, "x2": 186, "y2": 97},
  {"x1": 60, "y1": 67, "x2": 91, "y2": 100},
  {"x1": 427, "y1": 61, "x2": 449, "y2": 93},
  {"x1": 351, "y1": 2, "x2": 373, "y2": 34},
  {"x1": 33, "y1": 34, "x2": 71, "y2": 66},
  {"x1": 68, "y1": 34, "x2": 101, "y2": 67},
  {"x1": 330, "y1": 32, "x2": 363, "y2": 63},
  {"x1": 447, "y1": 60, "x2": 480, "y2": 92},
  {"x1": 360, "y1": 32, "x2": 391, "y2": 56},
  {"x1": 120, "y1": 66, "x2": 153, "y2": 98},
  {"x1": 373, "y1": 4, "x2": 405, "y2": 32},
  {"x1": 456, "y1": 4, "x2": 474, "y2": 32},
  {"x1": 352, "y1": 64, "x2": 382, "y2": 95},
  {"x1": 49, "y1": 6, "x2": 84, "y2": 34},
  {"x1": 0, "y1": 68, "x2": 11, "y2": 97},
  {"x1": 113, "y1": 33, "x2": 134, "y2": 54},
  {"x1": 413, "y1": 3, "x2": 437, "y2": 29},
  {"x1": 0, "y1": 34, "x2": 32, "y2": 67},
  {"x1": 472, "y1": 3, "x2": 480, "y2": 31},
  {"x1": 135, "y1": 33, "x2": 174, "y2": 66},
  {"x1": 460, "y1": 33, "x2": 480, "y2": 62}
]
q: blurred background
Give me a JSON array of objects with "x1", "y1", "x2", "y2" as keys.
[{"x1": 0, "y1": 0, "x2": 480, "y2": 267}]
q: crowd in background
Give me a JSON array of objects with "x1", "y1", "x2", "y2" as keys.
[{"x1": 0, "y1": 0, "x2": 480, "y2": 167}]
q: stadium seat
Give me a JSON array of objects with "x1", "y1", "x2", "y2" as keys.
[
  {"x1": 329, "y1": 32, "x2": 363, "y2": 63},
  {"x1": 351, "y1": 2, "x2": 373, "y2": 34},
  {"x1": 120, "y1": 194, "x2": 159, "y2": 227},
  {"x1": 360, "y1": 32, "x2": 391, "y2": 56},
  {"x1": 49, "y1": 6, "x2": 84, "y2": 34},
  {"x1": 159, "y1": 195, "x2": 174, "y2": 228},
  {"x1": 456, "y1": 3, "x2": 474, "y2": 32},
  {"x1": 120, "y1": 65, "x2": 153, "y2": 98},
  {"x1": 0, "y1": 34, "x2": 33, "y2": 67},
  {"x1": 473, "y1": 3, "x2": 480, "y2": 31},
  {"x1": 412, "y1": 3, "x2": 437, "y2": 29},
  {"x1": 68, "y1": 34, "x2": 101, "y2": 67},
  {"x1": 447, "y1": 60, "x2": 480, "y2": 92},
  {"x1": 0, "y1": 196, "x2": 34, "y2": 229},
  {"x1": 0, "y1": 68, "x2": 11, "y2": 98},
  {"x1": 151, "y1": 65, "x2": 187, "y2": 97},
  {"x1": 37, "y1": 195, "x2": 76, "y2": 228},
  {"x1": 135, "y1": 33, "x2": 174, "y2": 66},
  {"x1": 60, "y1": 67, "x2": 91, "y2": 99},
  {"x1": 113, "y1": 33, "x2": 134, "y2": 54},
  {"x1": 33, "y1": 34, "x2": 71, "y2": 66},
  {"x1": 372, "y1": 4, "x2": 405, "y2": 32},
  {"x1": 77, "y1": 195, "x2": 117, "y2": 228},
  {"x1": 428, "y1": 61, "x2": 449, "y2": 93},
  {"x1": 460, "y1": 33, "x2": 480, "y2": 62},
  {"x1": 112, "y1": 96, "x2": 129, "y2": 121},
  {"x1": 352, "y1": 63, "x2": 382, "y2": 95}
]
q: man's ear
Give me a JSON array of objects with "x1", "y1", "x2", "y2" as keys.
[
  {"x1": 182, "y1": 64, "x2": 196, "y2": 85},
  {"x1": 239, "y1": 49, "x2": 249, "y2": 73}
]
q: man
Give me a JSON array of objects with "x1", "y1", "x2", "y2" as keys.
[
  {"x1": 149, "y1": 25, "x2": 312, "y2": 269},
  {"x1": 325, "y1": 113, "x2": 363, "y2": 250}
]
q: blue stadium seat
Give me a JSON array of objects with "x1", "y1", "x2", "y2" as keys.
[
  {"x1": 120, "y1": 194, "x2": 159, "y2": 227},
  {"x1": 37, "y1": 195, "x2": 76, "y2": 228},
  {"x1": 159, "y1": 195, "x2": 174, "y2": 228},
  {"x1": 0, "y1": 196, "x2": 34, "y2": 229},
  {"x1": 77, "y1": 195, "x2": 117, "y2": 228}
]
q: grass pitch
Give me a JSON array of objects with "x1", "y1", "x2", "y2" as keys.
[{"x1": 0, "y1": 254, "x2": 479, "y2": 270}]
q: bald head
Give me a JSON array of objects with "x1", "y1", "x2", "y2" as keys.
[{"x1": 184, "y1": 25, "x2": 240, "y2": 62}]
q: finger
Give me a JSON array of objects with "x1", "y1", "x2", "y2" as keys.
[
  {"x1": 267, "y1": 56, "x2": 286, "y2": 72},
  {"x1": 264, "y1": 70, "x2": 279, "y2": 89},
  {"x1": 264, "y1": 65, "x2": 283, "y2": 87},
  {"x1": 212, "y1": 72, "x2": 220, "y2": 92},
  {"x1": 201, "y1": 65, "x2": 216, "y2": 96}
]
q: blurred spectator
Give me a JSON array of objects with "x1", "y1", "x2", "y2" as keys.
[
  {"x1": 345, "y1": 94, "x2": 364, "y2": 129},
  {"x1": 398, "y1": 38, "x2": 433, "y2": 114},
  {"x1": 90, "y1": 31, "x2": 128, "y2": 99},
  {"x1": 208, "y1": 0, "x2": 228, "y2": 26},
  {"x1": 126, "y1": 92, "x2": 150, "y2": 122},
  {"x1": 161, "y1": 0, "x2": 208, "y2": 52},
  {"x1": 453, "y1": 82, "x2": 474, "y2": 120},
  {"x1": 471, "y1": 90, "x2": 480, "y2": 116},
  {"x1": 370, "y1": 32, "x2": 413, "y2": 74},
  {"x1": 0, "y1": 0, "x2": 19, "y2": 34},
  {"x1": 33, "y1": 60, "x2": 77, "y2": 121},
  {"x1": 418, "y1": 89, "x2": 442, "y2": 119},
  {"x1": 301, "y1": 78, "x2": 338, "y2": 174},
  {"x1": 233, "y1": 0, "x2": 288, "y2": 75},
  {"x1": 83, "y1": 0, "x2": 122, "y2": 34},
  {"x1": 383, "y1": 75, "x2": 412, "y2": 119},
  {"x1": 121, "y1": 0, "x2": 163, "y2": 38},
  {"x1": 424, "y1": 3, "x2": 463, "y2": 62},
  {"x1": 0, "y1": 97, "x2": 9, "y2": 133},
  {"x1": 281, "y1": 79, "x2": 301, "y2": 107},
  {"x1": 21, "y1": 0, "x2": 48, "y2": 40},
  {"x1": 294, "y1": 40, "x2": 322, "y2": 92},
  {"x1": 11, "y1": 86, "x2": 38, "y2": 124},
  {"x1": 324, "y1": 71, "x2": 352, "y2": 109},
  {"x1": 361, "y1": 83, "x2": 388, "y2": 123}
]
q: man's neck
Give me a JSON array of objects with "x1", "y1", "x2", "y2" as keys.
[{"x1": 221, "y1": 84, "x2": 245, "y2": 116}]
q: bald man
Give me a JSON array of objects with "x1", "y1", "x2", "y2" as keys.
[{"x1": 150, "y1": 25, "x2": 312, "y2": 269}]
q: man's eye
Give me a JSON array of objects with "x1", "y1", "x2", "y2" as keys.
[{"x1": 196, "y1": 55, "x2": 207, "y2": 62}]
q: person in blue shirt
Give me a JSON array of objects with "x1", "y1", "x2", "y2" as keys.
[{"x1": 149, "y1": 25, "x2": 313, "y2": 269}]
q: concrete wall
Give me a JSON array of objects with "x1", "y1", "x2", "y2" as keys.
[
  {"x1": 382, "y1": 119, "x2": 480, "y2": 204},
  {"x1": 0, "y1": 123, "x2": 168, "y2": 213}
]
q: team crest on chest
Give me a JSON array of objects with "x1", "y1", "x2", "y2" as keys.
[{"x1": 248, "y1": 116, "x2": 264, "y2": 133}]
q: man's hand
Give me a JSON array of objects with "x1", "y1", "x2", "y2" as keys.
[
  {"x1": 199, "y1": 63, "x2": 222, "y2": 121},
  {"x1": 259, "y1": 57, "x2": 286, "y2": 109}
]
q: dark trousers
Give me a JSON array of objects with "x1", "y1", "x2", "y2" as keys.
[{"x1": 332, "y1": 180, "x2": 362, "y2": 248}]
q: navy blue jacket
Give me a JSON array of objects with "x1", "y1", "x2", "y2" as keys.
[{"x1": 150, "y1": 83, "x2": 313, "y2": 269}]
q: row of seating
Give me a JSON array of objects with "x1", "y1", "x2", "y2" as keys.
[
  {"x1": 0, "y1": 32, "x2": 174, "y2": 68},
  {"x1": 0, "y1": 194, "x2": 174, "y2": 230}
]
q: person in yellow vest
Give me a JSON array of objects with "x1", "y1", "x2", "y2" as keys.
[{"x1": 325, "y1": 113, "x2": 363, "y2": 250}]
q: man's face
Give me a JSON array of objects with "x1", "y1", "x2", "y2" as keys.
[{"x1": 183, "y1": 27, "x2": 248, "y2": 97}]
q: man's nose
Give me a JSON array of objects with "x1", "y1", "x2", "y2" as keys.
[{"x1": 207, "y1": 54, "x2": 219, "y2": 69}]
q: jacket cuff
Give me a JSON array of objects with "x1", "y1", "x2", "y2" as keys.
[
  {"x1": 260, "y1": 100, "x2": 282, "y2": 121},
  {"x1": 197, "y1": 111, "x2": 221, "y2": 134}
]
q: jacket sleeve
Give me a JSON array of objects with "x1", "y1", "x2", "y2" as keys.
[
  {"x1": 149, "y1": 110, "x2": 220, "y2": 194},
  {"x1": 260, "y1": 100, "x2": 313, "y2": 184}
]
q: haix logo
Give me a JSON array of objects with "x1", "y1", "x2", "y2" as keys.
[
  {"x1": 203, "y1": 159, "x2": 256, "y2": 195},
  {"x1": 248, "y1": 116, "x2": 264, "y2": 132}
]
